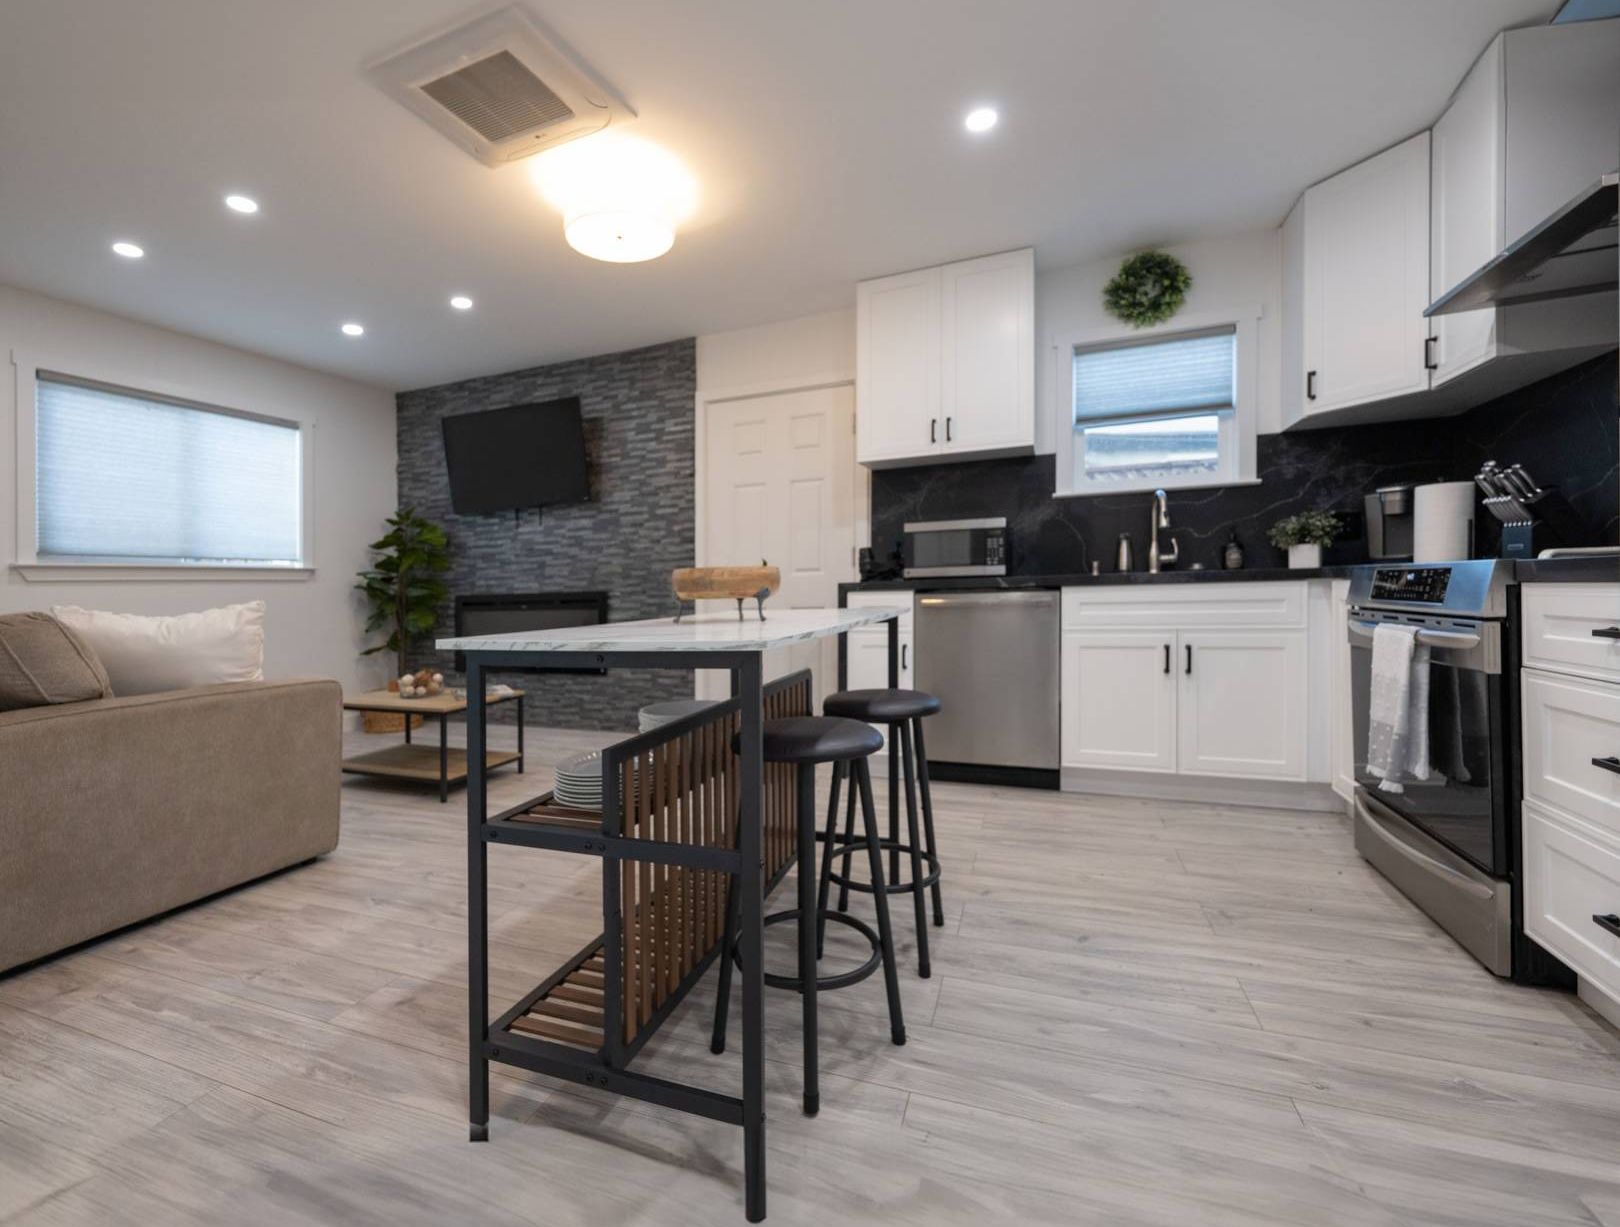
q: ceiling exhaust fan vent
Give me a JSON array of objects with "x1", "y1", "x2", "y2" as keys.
[{"x1": 369, "y1": 7, "x2": 633, "y2": 167}]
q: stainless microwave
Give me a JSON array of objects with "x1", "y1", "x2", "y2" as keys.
[{"x1": 902, "y1": 517, "x2": 1008, "y2": 578}]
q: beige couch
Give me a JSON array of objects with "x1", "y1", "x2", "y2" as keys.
[{"x1": 0, "y1": 678, "x2": 341, "y2": 973}]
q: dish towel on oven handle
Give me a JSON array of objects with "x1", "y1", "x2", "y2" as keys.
[{"x1": 1366, "y1": 622, "x2": 1431, "y2": 795}]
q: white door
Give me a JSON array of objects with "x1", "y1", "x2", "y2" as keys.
[
  {"x1": 856, "y1": 267, "x2": 941, "y2": 465},
  {"x1": 940, "y1": 248, "x2": 1034, "y2": 454},
  {"x1": 700, "y1": 383, "x2": 857, "y2": 703},
  {"x1": 1060, "y1": 630, "x2": 1177, "y2": 772},
  {"x1": 1178, "y1": 630, "x2": 1308, "y2": 780},
  {"x1": 1429, "y1": 42, "x2": 1503, "y2": 386},
  {"x1": 1303, "y1": 131, "x2": 1433, "y2": 415}
]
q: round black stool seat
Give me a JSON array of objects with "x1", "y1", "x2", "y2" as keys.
[
  {"x1": 823, "y1": 688, "x2": 941, "y2": 723},
  {"x1": 731, "y1": 716, "x2": 882, "y2": 765}
]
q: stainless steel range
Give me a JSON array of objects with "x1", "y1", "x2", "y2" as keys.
[{"x1": 1347, "y1": 560, "x2": 1517, "y2": 976}]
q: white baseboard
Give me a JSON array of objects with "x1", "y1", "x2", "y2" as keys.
[
  {"x1": 1060, "y1": 767, "x2": 1342, "y2": 813},
  {"x1": 1579, "y1": 976, "x2": 1620, "y2": 1033}
]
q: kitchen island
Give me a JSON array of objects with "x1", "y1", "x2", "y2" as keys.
[{"x1": 437, "y1": 605, "x2": 907, "y2": 1223}]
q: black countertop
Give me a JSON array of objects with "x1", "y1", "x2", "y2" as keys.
[
  {"x1": 842, "y1": 566, "x2": 1352, "y2": 593},
  {"x1": 1513, "y1": 555, "x2": 1620, "y2": 584}
]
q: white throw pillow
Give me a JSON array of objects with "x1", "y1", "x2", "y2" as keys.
[{"x1": 50, "y1": 601, "x2": 265, "y2": 696}]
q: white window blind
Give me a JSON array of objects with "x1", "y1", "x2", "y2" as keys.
[
  {"x1": 1071, "y1": 326, "x2": 1237, "y2": 488},
  {"x1": 35, "y1": 375, "x2": 302, "y2": 564}
]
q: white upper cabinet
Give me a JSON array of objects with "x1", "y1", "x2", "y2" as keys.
[
  {"x1": 1288, "y1": 131, "x2": 1433, "y2": 427},
  {"x1": 857, "y1": 248, "x2": 1033, "y2": 467}
]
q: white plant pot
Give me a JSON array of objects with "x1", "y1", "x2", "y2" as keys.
[{"x1": 1288, "y1": 543, "x2": 1322, "y2": 569}]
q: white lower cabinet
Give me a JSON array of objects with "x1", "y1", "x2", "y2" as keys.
[
  {"x1": 1060, "y1": 631, "x2": 1176, "y2": 772},
  {"x1": 1523, "y1": 799, "x2": 1620, "y2": 1020},
  {"x1": 1059, "y1": 585, "x2": 1312, "y2": 785},
  {"x1": 1178, "y1": 630, "x2": 1307, "y2": 780},
  {"x1": 843, "y1": 592, "x2": 915, "y2": 695}
]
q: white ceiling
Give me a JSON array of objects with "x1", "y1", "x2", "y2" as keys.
[{"x1": 0, "y1": 0, "x2": 1560, "y2": 392}]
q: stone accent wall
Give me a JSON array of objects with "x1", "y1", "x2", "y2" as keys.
[{"x1": 395, "y1": 338, "x2": 695, "y2": 731}]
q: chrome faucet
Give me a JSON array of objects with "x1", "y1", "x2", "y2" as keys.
[{"x1": 1148, "y1": 489, "x2": 1179, "y2": 573}]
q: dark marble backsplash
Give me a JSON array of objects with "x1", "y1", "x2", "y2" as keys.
[{"x1": 870, "y1": 352, "x2": 1618, "y2": 574}]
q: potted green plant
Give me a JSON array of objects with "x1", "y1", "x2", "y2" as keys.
[
  {"x1": 1268, "y1": 510, "x2": 1340, "y2": 569},
  {"x1": 355, "y1": 509, "x2": 451, "y2": 681}
]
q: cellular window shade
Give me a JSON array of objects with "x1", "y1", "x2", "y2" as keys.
[
  {"x1": 1073, "y1": 328, "x2": 1236, "y2": 423},
  {"x1": 35, "y1": 376, "x2": 302, "y2": 563}
]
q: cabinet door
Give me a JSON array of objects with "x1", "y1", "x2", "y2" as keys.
[
  {"x1": 845, "y1": 626, "x2": 914, "y2": 693},
  {"x1": 1178, "y1": 630, "x2": 1308, "y2": 780},
  {"x1": 1301, "y1": 132, "x2": 1433, "y2": 416},
  {"x1": 856, "y1": 267, "x2": 942, "y2": 465},
  {"x1": 1060, "y1": 631, "x2": 1176, "y2": 772},
  {"x1": 1430, "y1": 40, "x2": 1503, "y2": 386},
  {"x1": 1329, "y1": 579, "x2": 1355, "y2": 800},
  {"x1": 940, "y1": 248, "x2": 1034, "y2": 454}
]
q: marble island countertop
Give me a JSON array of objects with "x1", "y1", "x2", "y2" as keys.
[{"x1": 438, "y1": 605, "x2": 908, "y2": 655}]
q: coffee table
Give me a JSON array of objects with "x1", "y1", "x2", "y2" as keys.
[{"x1": 342, "y1": 688, "x2": 524, "y2": 803}]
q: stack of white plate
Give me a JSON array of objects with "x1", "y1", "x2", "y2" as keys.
[
  {"x1": 637, "y1": 698, "x2": 720, "y2": 733},
  {"x1": 552, "y1": 748, "x2": 604, "y2": 811}
]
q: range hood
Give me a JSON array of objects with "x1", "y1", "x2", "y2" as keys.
[{"x1": 1426, "y1": 173, "x2": 1617, "y2": 316}]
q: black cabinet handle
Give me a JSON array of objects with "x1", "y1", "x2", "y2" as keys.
[
  {"x1": 1163, "y1": 643, "x2": 1170, "y2": 674},
  {"x1": 946, "y1": 416, "x2": 953, "y2": 443},
  {"x1": 1593, "y1": 756, "x2": 1620, "y2": 776},
  {"x1": 1595, "y1": 914, "x2": 1620, "y2": 940},
  {"x1": 1593, "y1": 627, "x2": 1620, "y2": 640},
  {"x1": 1185, "y1": 644, "x2": 1193, "y2": 675},
  {"x1": 1424, "y1": 336, "x2": 1438, "y2": 371},
  {"x1": 930, "y1": 418, "x2": 937, "y2": 443},
  {"x1": 901, "y1": 644, "x2": 908, "y2": 670},
  {"x1": 1306, "y1": 370, "x2": 1317, "y2": 401}
]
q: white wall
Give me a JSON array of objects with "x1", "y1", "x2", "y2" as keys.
[
  {"x1": 0, "y1": 284, "x2": 397, "y2": 691},
  {"x1": 696, "y1": 307, "x2": 855, "y2": 392},
  {"x1": 1036, "y1": 229, "x2": 1285, "y2": 452}
]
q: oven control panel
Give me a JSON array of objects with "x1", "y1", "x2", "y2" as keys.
[{"x1": 1370, "y1": 567, "x2": 1452, "y2": 604}]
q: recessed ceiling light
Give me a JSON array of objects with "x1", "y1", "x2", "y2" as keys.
[
  {"x1": 449, "y1": 295, "x2": 474, "y2": 310},
  {"x1": 224, "y1": 194, "x2": 259, "y2": 214},
  {"x1": 963, "y1": 106, "x2": 999, "y2": 134},
  {"x1": 111, "y1": 241, "x2": 144, "y2": 259},
  {"x1": 340, "y1": 322, "x2": 365, "y2": 337}
]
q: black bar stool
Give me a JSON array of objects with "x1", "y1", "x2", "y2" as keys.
[
  {"x1": 711, "y1": 715, "x2": 905, "y2": 1117},
  {"x1": 818, "y1": 689, "x2": 944, "y2": 978}
]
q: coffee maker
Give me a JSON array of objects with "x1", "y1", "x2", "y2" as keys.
[{"x1": 1364, "y1": 484, "x2": 1415, "y2": 561}]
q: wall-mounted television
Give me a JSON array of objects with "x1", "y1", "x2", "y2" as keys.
[{"x1": 441, "y1": 396, "x2": 589, "y2": 516}]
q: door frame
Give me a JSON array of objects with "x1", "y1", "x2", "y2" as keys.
[{"x1": 693, "y1": 370, "x2": 869, "y2": 569}]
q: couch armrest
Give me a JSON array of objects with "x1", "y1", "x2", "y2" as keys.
[{"x1": 0, "y1": 678, "x2": 341, "y2": 972}]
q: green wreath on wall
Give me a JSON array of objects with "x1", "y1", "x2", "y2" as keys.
[{"x1": 1103, "y1": 250, "x2": 1192, "y2": 328}]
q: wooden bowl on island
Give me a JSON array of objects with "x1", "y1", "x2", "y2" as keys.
[{"x1": 671, "y1": 565, "x2": 781, "y2": 622}]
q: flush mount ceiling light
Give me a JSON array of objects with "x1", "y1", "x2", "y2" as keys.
[
  {"x1": 963, "y1": 106, "x2": 999, "y2": 134},
  {"x1": 224, "y1": 194, "x2": 259, "y2": 214},
  {"x1": 530, "y1": 131, "x2": 696, "y2": 263},
  {"x1": 449, "y1": 295, "x2": 474, "y2": 310},
  {"x1": 111, "y1": 240, "x2": 144, "y2": 259},
  {"x1": 341, "y1": 322, "x2": 365, "y2": 337}
]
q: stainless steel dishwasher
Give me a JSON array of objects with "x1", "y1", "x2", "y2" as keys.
[{"x1": 914, "y1": 589, "x2": 1060, "y2": 781}]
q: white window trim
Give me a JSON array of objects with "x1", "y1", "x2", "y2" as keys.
[
  {"x1": 1053, "y1": 305, "x2": 1262, "y2": 499},
  {"x1": 10, "y1": 349, "x2": 316, "y2": 580}
]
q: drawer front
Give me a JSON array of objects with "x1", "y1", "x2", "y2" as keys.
[
  {"x1": 1522, "y1": 670, "x2": 1620, "y2": 841},
  {"x1": 1523, "y1": 800, "x2": 1620, "y2": 1001},
  {"x1": 1062, "y1": 582, "x2": 1307, "y2": 631},
  {"x1": 845, "y1": 590, "x2": 914, "y2": 633},
  {"x1": 1522, "y1": 584, "x2": 1620, "y2": 684}
]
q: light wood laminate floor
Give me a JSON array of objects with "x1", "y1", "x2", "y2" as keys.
[{"x1": 5, "y1": 726, "x2": 1620, "y2": 1226}]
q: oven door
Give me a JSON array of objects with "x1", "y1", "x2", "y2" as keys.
[{"x1": 1348, "y1": 614, "x2": 1506, "y2": 876}]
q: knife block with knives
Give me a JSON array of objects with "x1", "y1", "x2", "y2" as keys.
[{"x1": 1474, "y1": 461, "x2": 1585, "y2": 559}]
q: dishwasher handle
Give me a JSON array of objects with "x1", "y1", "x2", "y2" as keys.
[{"x1": 917, "y1": 591, "x2": 1057, "y2": 609}]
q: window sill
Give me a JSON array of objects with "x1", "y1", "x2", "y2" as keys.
[
  {"x1": 10, "y1": 561, "x2": 315, "y2": 582},
  {"x1": 1053, "y1": 476, "x2": 1262, "y2": 500}
]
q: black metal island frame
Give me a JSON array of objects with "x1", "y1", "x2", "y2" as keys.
[{"x1": 437, "y1": 605, "x2": 907, "y2": 1223}]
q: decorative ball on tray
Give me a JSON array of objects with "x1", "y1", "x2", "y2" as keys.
[
  {"x1": 1103, "y1": 250, "x2": 1192, "y2": 328},
  {"x1": 395, "y1": 669, "x2": 445, "y2": 699}
]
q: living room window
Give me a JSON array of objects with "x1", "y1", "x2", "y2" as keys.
[{"x1": 32, "y1": 374, "x2": 305, "y2": 566}]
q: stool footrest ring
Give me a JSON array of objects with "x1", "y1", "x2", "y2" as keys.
[
  {"x1": 823, "y1": 837, "x2": 942, "y2": 895},
  {"x1": 732, "y1": 909, "x2": 883, "y2": 992}
]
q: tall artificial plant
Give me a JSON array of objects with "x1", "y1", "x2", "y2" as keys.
[{"x1": 356, "y1": 509, "x2": 451, "y2": 680}]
